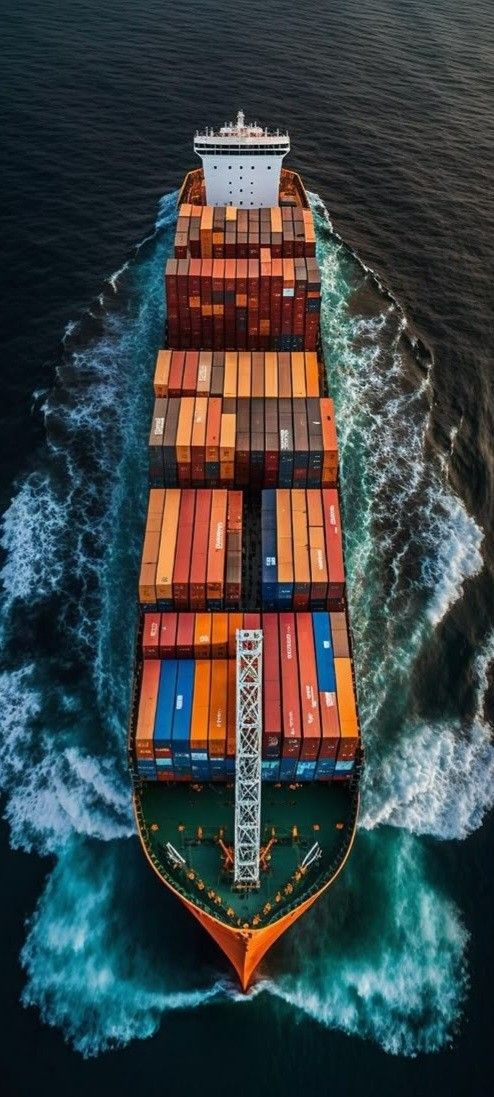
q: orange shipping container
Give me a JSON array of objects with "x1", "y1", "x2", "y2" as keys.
[
  {"x1": 139, "y1": 490, "x2": 165, "y2": 604},
  {"x1": 291, "y1": 352, "x2": 306, "y2": 397},
  {"x1": 190, "y1": 660, "x2": 211, "y2": 752},
  {"x1": 264, "y1": 351, "x2": 278, "y2": 398},
  {"x1": 220, "y1": 413, "x2": 236, "y2": 463},
  {"x1": 153, "y1": 349, "x2": 172, "y2": 398},
  {"x1": 224, "y1": 351, "x2": 238, "y2": 398},
  {"x1": 212, "y1": 612, "x2": 229, "y2": 658},
  {"x1": 305, "y1": 353, "x2": 320, "y2": 397},
  {"x1": 194, "y1": 612, "x2": 212, "y2": 657},
  {"x1": 135, "y1": 660, "x2": 160, "y2": 757},
  {"x1": 208, "y1": 660, "x2": 228, "y2": 758},
  {"x1": 156, "y1": 489, "x2": 181, "y2": 602},
  {"x1": 334, "y1": 658, "x2": 359, "y2": 746},
  {"x1": 237, "y1": 352, "x2": 252, "y2": 398}
]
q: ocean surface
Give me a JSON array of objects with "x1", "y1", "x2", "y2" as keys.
[{"x1": 1, "y1": 0, "x2": 493, "y2": 1093}]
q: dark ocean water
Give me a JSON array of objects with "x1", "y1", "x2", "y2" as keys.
[{"x1": 1, "y1": 0, "x2": 494, "y2": 1093}]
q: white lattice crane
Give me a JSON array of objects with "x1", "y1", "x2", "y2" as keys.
[{"x1": 234, "y1": 629, "x2": 263, "y2": 888}]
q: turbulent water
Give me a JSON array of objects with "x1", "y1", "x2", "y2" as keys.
[{"x1": 0, "y1": 185, "x2": 491, "y2": 1061}]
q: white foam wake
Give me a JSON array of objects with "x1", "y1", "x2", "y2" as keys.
[
  {"x1": 21, "y1": 842, "x2": 221, "y2": 1057},
  {"x1": 0, "y1": 665, "x2": 133, "y2": 855},
  {"x1": 361, "y1": 634, "x2": 494, "y2": 838},
  {"x1": 264, "y1": 834, "x2": 468, "y2": 1056},
  {"x1": 0, "y1": 474, "x2": 68, "y2": 611}
]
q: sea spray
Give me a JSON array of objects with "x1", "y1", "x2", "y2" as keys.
[
  {"x1": 265, "y1": 831, "x2": 469, "y2": 1056},
  {"x1": 21, "y1": 840, "x2": 221, "y2": 1057}
]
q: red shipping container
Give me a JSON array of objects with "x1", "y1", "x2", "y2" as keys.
[
  {"x1": 243, "y1": 613, "x2": 261, "y2": 630},
  {"x1": 296, "y1": 614, "x2": 322, "y2": 760},
  {"x1": 190, "y1": 489, "x2": 212, "y2": 608},
  {"x1": 142, "y1": 613, "x2": 161, "y2": 658},
  {"x1": 227, "y1": 490, "x2": 243, "y2": 533},
  {"x1": 182, "y1": 350, "x2": 199, "y2": 394},
  {"x1": 176, "y1": 612, "x2": 194, "y2": 657},
  {"x1": 319, "y1": 691, "x2": 341, "y2": 759},
  {"x1": 205, "y1": 396, "x2": 222, "y2": 467},
  {"x1": 262, "y1": 613, "x2": 282, "y2": 757},
  {"x1": 191, "y1": 396, "x2": 208, "y2": 483},
  {"x1": 159, "y1": 612, "x2": 178, "y2": 657},
  {"x1": 168, "y1": 350, "x2": 186, "y2": 396},
  {"x1": 279, "y1": 613, "x2": 301, "y2": 758},
  {"x1": 322, "y1": 488, "x2": 345, "y2": 601}
]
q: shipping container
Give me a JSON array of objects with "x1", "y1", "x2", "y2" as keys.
[
  {"x1": 322, "y1": 489, "x2": 345, "y2": 603},
  {"x1": 262, "y1": 612, "x2": 282, "y2": 759},
  {"x1": 171, "y1": 660, "x2": 194, "y2": 774},
  {"x1": 154, "y1": 660, "x2": 179, "y2": 757},
  {"x1": 208, "y1": 660, "x2": 228, "y2": 775},
  {"x1": 194, "y1": 612, "x2": 212, "y2": 657},
  {"x1": 172, "y1": 490, "x2": 195, "y2": 604},
  {"x1": 279, "y1": 614, "x2": 301, "y2": 773},
  {"x1": 142, "y1": 613, "x2": 160, "y2": 658},
  {"x1": 334, "y1": 658, "x2": 359, "y2": 759},
  {"x1": 160, "y1": 612, "x2": 178, "y2": 657},
  {"x1": 135, "y1": 660, "x2": 161, "y2": 759},
  {"x1": 296, "y1": 613, "x2": 322, "y2": 760},
  {"x1": 153, "y1": 349, "x2": 172, "y2": 398},
  {"x1": 156, "y1": 489, "x2": 181, "y2": 607},
  {"x1": 138, "y1": 489, "x2": 165, "y2": 606},
  {"x1": 190, "y1": 659, "x2": 211, "y2": 777}
]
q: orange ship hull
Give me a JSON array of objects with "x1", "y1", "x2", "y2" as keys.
[{"x1": 135, "y1": 793, "x2": 358, "y2": 989}]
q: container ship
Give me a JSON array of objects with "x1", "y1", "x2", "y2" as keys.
[{"x1": 129, "y1": 113, "x2": 363, "y2": 990}]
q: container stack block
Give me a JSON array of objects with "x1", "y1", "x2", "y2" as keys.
[{"x1": 134, "y1": 189, "x2": 360, "y2": 784}]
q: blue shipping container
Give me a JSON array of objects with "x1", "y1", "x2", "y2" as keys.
[
  {"x1": 154, "y1": 660, "x2": 179, "y2": 749},
  {"x1": 313, "y1": 613, "x2": 336, "y2": 692}
]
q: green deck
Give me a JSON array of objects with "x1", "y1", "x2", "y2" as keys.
[{"x1": 137, "y1": 781, "x2": 357, "y2": 927}]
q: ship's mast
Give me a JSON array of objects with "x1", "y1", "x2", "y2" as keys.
[{"x1": 234, "y1": 629, "x2": 263, "y2": 888}]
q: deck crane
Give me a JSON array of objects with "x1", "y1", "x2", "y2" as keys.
[{"x1": 234, "y1": 629, "x2": 263, "y2": 888}]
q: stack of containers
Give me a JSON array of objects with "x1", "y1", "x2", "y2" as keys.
[
  {"x1": 153, "y1": 350, "x2": 321, "y2": 400},
  {"x1": 173, "y1": 204, "x2": 316, "y2": 261},
  {"x1": 149, "y1": 395, "x2": 338, "y2": 489},
  {"x1": 136, "y1": 611, "x2": 357, "y2": 781},
  {"x1": 165, "y1": 258, "x2": 321, "y2": 351},
  {"x1": 138, "y1": 488, "x2": 243, "y2": 612},
  {"x1": 261, "y1": 489, "x2": 345, "y2": 610},
  {"x1": 135, "y1": 183, "x2": 361, "y2": 787}
]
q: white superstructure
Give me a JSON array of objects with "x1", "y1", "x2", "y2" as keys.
[{"x1": 194, "y1": 110, "x2": 290, "y2": 208}]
